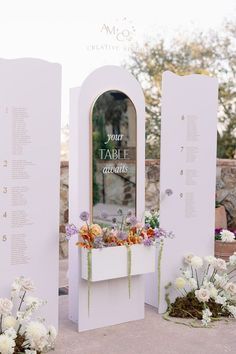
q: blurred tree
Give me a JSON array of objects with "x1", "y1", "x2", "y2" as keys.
[{"x1": 126, "y1": 21, "x2": 236, "y2": 159}]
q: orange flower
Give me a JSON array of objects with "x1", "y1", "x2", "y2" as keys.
[{"x1": 147, "y1": 228, "x2": 155, "y2": 237}]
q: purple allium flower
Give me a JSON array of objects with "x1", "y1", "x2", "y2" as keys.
[
  {"x1": 101, "y1": 211, "x2": 108, "y2": 220},
  {"x1": 117, "y1": 208, "x2": 123, "y2": 216},
  {"x1": 145, "y1": 223, "x2": 150, "y2": 230},
  {"x1": 65, "y1": 224, "x2": 78, "y2": 239},
  {"x1": 117, "y1": 231, "x2": 127, "y2": 241},
  {"x1": 129, "y1": 216, "x2": 137, "y2": 227},
  {"x1": 153, "y1": 228, "x2": 160, "y2": 238},
  {"x1": 127, "y1": 210, "x2": 133, "y2": 217},
  {"x1": 143, "y1": 238, "x2": 153, "y2": 246},
  {"x1": 80, "y1": 211, "x2": 89, "y2": 222}
]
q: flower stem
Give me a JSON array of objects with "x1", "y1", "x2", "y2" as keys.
[
  {"x1": 87, "y1": 249, "x2": 92, "y2": 316},
  {"x1": 0, "y1": 315, "x2": 2, "y2": 334},
  {"x1": 126, "y1": 245, "x2": 132, "y2": 299},
  {"x1": 158, "y1": 240, "x2": 164, "y2": 308}
]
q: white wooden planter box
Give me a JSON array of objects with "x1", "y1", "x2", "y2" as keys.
[{"x1": 81, "y1": 244, "x2": 156, "y2": 282}]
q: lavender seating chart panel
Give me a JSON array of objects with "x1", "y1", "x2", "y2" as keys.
[
  {"x1": 69, "y1": 66, "x2": 146, "y2": 331},
  {"x1": 0, "y1": 59, "x2": 61, "y2": 326},
  {"x1": 146, "y1": 71, "x2": 218, "y2": 311}
]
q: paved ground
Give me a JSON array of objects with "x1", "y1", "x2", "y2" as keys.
[{"x1": 56, "y1": 260, "x2": 236, "y2": 354}]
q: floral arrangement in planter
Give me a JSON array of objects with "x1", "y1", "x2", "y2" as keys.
[
  {"x1": 165, "y1": 254, "x2": 236, "y2": 327},
  {"x1": 215, "y1": 228, "x2": 236, "y2": 260},
  {"x1": 0, "y1": 277, "x2": 57, "y2": 354},
  {"x1": 66, "y1": 209, "x2": 172, "y2": 250},
  {"x1": 66, "y1": 209, "x2": 173, "y2": 314}
]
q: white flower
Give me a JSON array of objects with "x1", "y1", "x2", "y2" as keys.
[
  {"x1": 10, "y1": 281, "x2": 21, "y2": 298},
  {"x1": 229, "y1": 252, "x2": 236, "y2": 266},
  {"x1": 202, "y1": 308, "x2": 212, "y2": 327},
  {"x1": 215, "y1": 295, "x2": 227, "y2": 306},
  {"x1": 3, "y1": 316, "x2": 17, "y2": 330},
  {"x1": 220, "y1": 229, "x2": 235, "y2": 243},
  {"x1": 4, "y1": 328, "x2": 17, "y2": 340},
  {"x1": 184, "y1": 254, "x2": 194, "y2": 265},
  {"x1": 175, "y1": 277, "x2": 186, "y2": 289},
  {"x1": 195, "y1": 288, "x2": 210, "y2": 302},
  {"x1": 189, "y1": 278, "x2": 198, "y2": 290},
  {"x1": 11, "y1": 277, "x2": 35, "y2": 297},
  {"x1": 0, "y1": 299, "x2": 13, "y2": 316},
  {"x1": 212, "y1": 258, "x2": 227, "y2": 271},
  {"x1": 48, "y1": 325, "x2": 57, "y2": 344},
  {"x1": 0, "y1": 334, "x2": 15, "y2": 354},
  {"x1": 25, "y1": 351, "x2": 37, "y2": 354},
  {"x1": 209, "y1": 286, "x2": 218, "y2": 299},
  {"x1": 204, "y1": 256, "x2": 216, "y2": 265},
  {"x1": 25, "y1": 321, "x2": 48, "y2": 352},
  {"x1": 21, "y1": 278, "x2": 35, "y2": 292},
  {"x1": 24, "y1": 296, "x2": 43, "y2": 310},
  {"x1": 227, "y1": 305, "x2": 236, "y2": 318},
  {"x1": 182, "y1": 270, "x2": 191, "y2": 280},
  {"x1": 214, "y1": 273, "x2": 229, "y2": 288},
  {"x1": 225, "y1": 282, "x2": 236, "y2": 296},
  {"x1": 190, "y1": 256, "x2": 203, "y2": 269}
]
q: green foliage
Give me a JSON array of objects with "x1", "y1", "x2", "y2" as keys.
[{"x1": 126, "y1": 21, "x2": 236, "y2": 159}]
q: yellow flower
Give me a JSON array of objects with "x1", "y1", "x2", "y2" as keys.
[
  {"x1": 90, "y1": 224, "x2": 102, "y2": 236},
  {"x1": 175, "y1": 277, "x2": 186, "y2": 289}
]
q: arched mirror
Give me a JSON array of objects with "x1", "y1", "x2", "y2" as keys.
[{"x1": 91, "y1": 90, "x2": 137, "y2": 224}]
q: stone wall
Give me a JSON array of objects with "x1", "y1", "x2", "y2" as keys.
[{"x1": 59, "y1": 159, "x2": 236, "y2": 258}]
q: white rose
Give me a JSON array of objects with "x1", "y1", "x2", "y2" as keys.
[
  {"x1": 225, "y1": 282, "x2": 236, "y2": 296},
  {"x1": 0, "y1": 334, "x2": 15, "y2": 354},
  {"x1": 213, "y1": 258, "x2": 227, "y2": 271},
  {"x1": 189, "y1": 278, "x2": 198, "y2": 290},
  {"x1": 175, "y1": 277, "x2": 186, "y2": 289},
  {"x1": 184, "y1": 254, "x2": 194, "y2": 265},
  {"x1": 220, "y1": 229, "x2": 235, "y2": 243},
  {"x1": 21, "y1": 278, "x2": 35, "y2": 292},
  {"x1": 190, "y1": 256, "x2": 203, "y2": 269},
  {"x1": 195, "y1": 288, "x2": 210, "y2": 302},
  {"x1": 0, "y1": 299, "x2": 13, "y2": 316},
  {"x1": 204, "y1": 256, "x2": 216, "y2": 265},
  {"x1": 3, "y1": 316, "x2": 17, "y2": 330}
]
